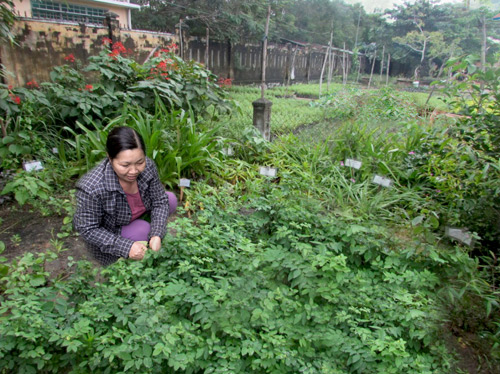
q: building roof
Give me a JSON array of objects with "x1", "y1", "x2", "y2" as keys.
[{"x1": 87, "y1": 0, "x2": 141, "y2": 9}]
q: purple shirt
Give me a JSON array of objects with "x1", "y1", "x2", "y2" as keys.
[{"x1": 125, "y1": 190, "x2": 147, "y2": 222}]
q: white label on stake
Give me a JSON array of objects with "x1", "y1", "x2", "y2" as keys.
[
  {"x1": 445, "y1": 227, "x2": 473, "y2": 246},
  {"x1": 23, "y1": 160, "x2": 43, "y2": 172},
  {"x1": 345, "y1": 159, "x2": 362, "y2": 169},
  {"x1": 222, "y1": 146, "x2": 234, "y2": 156},
  {"x1": 372, "y1": 175, "x2": 393, "y2": 188},
  {"x1": 259, "y1": 167, "x2": 277, "y2": 177},
  {"x1": 179, "y1": 178, "x2": 191, "y2": 187}
]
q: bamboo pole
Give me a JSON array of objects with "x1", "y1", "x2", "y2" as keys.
[
  {"x1": 368, "y1": 49, "x2": 376, "y2": 88},
  {"x1": 205, "y1": 27, "x2": 210, "y2": 69},
  {"x1": 385, "y1": 54, "x2": 391, "y2": 86},
  {"x1": 343, "y1": 42, "x2": 347, "y2": 85},
  {"x1": 379, "y1": 45, "x2": 385, "y2": 83},
  {"x1": 327, "y1": 49, "x2": 333, "y2": 92},
  {"x1": 356, "y1": 55, "x2": 361, "y2": 83},
  {"x1": 319, "y1": 31, "x2": 333, "y2": 97},
  {"x1": 261, "y1": 5, "x2": 271, "y2": 98}
]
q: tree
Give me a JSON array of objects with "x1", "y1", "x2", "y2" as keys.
[
  {"x1": 0, "y1": 0, "x2": 16, "y2": 44},
  {"x1": 131, "y1": 0, "x2": 294, "y2": 43},
  {"x1": 386, "y1": 0, "x2": 500, "y2": 78}
]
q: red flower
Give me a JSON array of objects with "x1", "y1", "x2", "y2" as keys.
[
  {"x1": 64, "y1": 54, "x2": 75, "y2": 63},
  {"x1": 217, "y1": 77, "x2": 233, "y2": 88},
  {"x1": 7, "y1": 85, "x2": 13, "y2": 90},
  {"x1": 112, "y1": 41, "x2": 127, "y2": 55},
  {"x1": 26, "y1": 80, "x2": 39, "y2": 89},
  {"x1": 84, "y1": 84, "x2": 93, "y2": 91},
  {"x1": 102, "y1": 37, "x2": 113, "y2": 45},
  {"x1": 108, "y1": 49, "x2": 119, "y2": 59},
  {"x1": 9, "y1": 94, "x2": 21, "y2": 105},
  {"x1": 157, "y1": 61, "x2": 167, "y2": 71}
]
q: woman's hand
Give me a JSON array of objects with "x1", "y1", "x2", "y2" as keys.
[
  {"x1": 149, "y1": 236, "x2": 161, "y2": 252},
  {"x1": 129, "y1": 241, "x2": 148, "y2": 260}
]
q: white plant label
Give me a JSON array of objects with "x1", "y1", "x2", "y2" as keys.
[
  {"x1": 52, "y1": 147, "x2": 59, "y2": 154},
  {"x1": 445, "y1": 227, "x2": 473, "y2": 246},
  {"x1": 179, "y1": 178, "x2": 191, "y2": 188},
  {"x1": 259, "y1": 167, "x2": 277, "y2": 177},
  {"x1": 372, "y1": 175, "x2": 393, "y2": 188},
  {"x1": 222, "y1": 146, "x2": 234, "y2": 156},
  {"x1": 23, "y1": 160, "x2": 43, "y2": 172},
  {"x1": 345, "y1": 159, "x2": 362, "y2": 169}
]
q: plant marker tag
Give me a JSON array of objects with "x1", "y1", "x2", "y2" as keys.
[
  {"x1": 445, "y1": 227, "x2": 473, "y2": 246},
  {"x1": 23, "y1": 160, "x2": 43, "y2": 172},
  {"x1": 345, "y1": 159, "x2": 362, "y2": 169},
  {"x1": 372, "y1": 175, "x2": 393, "y2": 188},
  {"x1": 179, "y1": 178, "x2": 191, "y2": 188},
  {"x1": 259, "y1": 166, "x2": 277, "y2": 177},
  {"x1": 222, "y1": 146, "x2": 234, "y2": 156}
]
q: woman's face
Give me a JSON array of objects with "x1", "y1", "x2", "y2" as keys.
[{"x1": 110, "y1": 148, "x2": 146, "y2": 184}]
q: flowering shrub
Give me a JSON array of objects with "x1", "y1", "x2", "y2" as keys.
[
  {"x1": 64, "y1": 54, "x2": 75, "y2": 63},
  {"x1": 0, "y1": 40, "x2": 233, "y2": 134},
  {"x1": 217, "y1": 77, "x2": 233, "y2": 88}
]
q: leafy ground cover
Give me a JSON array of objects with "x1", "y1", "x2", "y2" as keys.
[{"x1": 0, "y1": 52, "x2": 499, "y2": 373}]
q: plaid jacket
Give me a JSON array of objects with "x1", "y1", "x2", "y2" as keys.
[{"x1": 74, "y1": 157, "x2": 169, "y2": 266}]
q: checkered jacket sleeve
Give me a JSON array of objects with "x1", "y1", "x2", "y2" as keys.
[
  {"x1": 147, "y1": 160, "x2": 169, "y2": 240},
  {"x1": 74, "y1": 189, "x2": 133, "y2": 259}
]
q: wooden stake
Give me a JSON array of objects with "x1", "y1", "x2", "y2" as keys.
[{"x1": 179, "y1": 186, "x2": 184, "y2": 203}]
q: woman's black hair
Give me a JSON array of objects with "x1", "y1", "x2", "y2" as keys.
[{"x1": 106, "y1": 126, "x2": 146, "y2": 159}]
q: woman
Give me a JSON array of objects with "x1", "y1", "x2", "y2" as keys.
[{"x1": 74, "y1": 126, "x2": 177, "y2": 266}]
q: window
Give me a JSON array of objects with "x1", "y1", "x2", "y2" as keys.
[{"x1": 31, "y1": 0, "x2": 106, "y2": 25}]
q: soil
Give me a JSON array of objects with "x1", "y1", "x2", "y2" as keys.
[
  {"x1": 0, "y1": 202, "x2": 92, "y2": 276},
  {"x1": 0, "y1": 201, "x2": 498, "y2": 373}
]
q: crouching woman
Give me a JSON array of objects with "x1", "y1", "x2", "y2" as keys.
[{"x1": 74, "y1": 126, "x2": 177, "y2": 266}]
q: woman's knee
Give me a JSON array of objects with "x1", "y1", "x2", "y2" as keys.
[
  {"x1": 121, "y1": 219, "x2": 151, "y2": 242},
  {"x1": 166, "y1": 191, "x2": 178, "y2": 214}
]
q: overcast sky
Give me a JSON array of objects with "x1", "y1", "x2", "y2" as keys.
[{"x1": 344, "y1": 0, "x2": 463, "y2": 14}]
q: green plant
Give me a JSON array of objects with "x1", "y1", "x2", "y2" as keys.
[
  {"x1": 9, "y1": 234, "x2": 20, "y2": 246},
  {"x1": 0, "y1": 170, "x2": 53, "y2": 206}
]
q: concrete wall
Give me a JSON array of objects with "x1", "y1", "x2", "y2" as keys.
[
  {"x1": 0, "y1": 19, "x2": 176, "y2": 86},
  {"x1": 1, "y1": 18, "x2": 351, "y2": 87}
]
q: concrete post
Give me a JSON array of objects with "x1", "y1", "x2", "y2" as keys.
[{"x1": 252, "y1": 98, "x2": 272, "y2": 141}]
